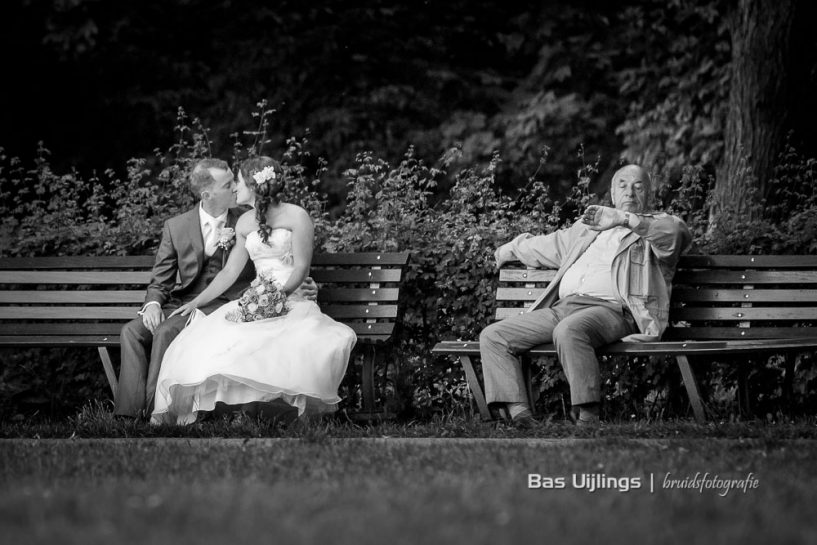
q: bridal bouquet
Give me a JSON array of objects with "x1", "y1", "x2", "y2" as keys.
[{"x1": 226, "y1": 275, "x2": 289, "y2": 323}]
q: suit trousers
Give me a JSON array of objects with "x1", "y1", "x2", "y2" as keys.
[
  {"x1": 479, "y1": 295, "x2": 637, "y2": 407},
  {"x1": 114, "y1": 299, "x2": 226, "y2": 417}
]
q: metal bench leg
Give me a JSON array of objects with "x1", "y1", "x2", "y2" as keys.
[
  {"x1": 459, "y1": 355, "x2": 491, "y2": 420},
  {"x1": 522, "y1": 357, "x2": 536, "y2": 416},
  {"x1": 97, "y1": 347, "x2": 118, "y2": 399},
  {"x1": 361, "y1": 345, "x2": 377, "y2": 414},
  {"x1": 676, "y1": 355, "x2": 706, "y2": 423}
]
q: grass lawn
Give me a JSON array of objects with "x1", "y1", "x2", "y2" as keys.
[{"x1": 2, "y1": 433, "x2": 817, "y2": 545}]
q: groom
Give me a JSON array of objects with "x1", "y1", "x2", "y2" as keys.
[{"x1": 114, "y1": 158, "x2": 316, "y2": 419}]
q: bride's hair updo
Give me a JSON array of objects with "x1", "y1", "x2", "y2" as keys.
[{"x1": 239, "y1": 156, "x2": 285, "y2": 245}]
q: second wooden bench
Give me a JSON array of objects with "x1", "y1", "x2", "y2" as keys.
[{"x1": 432, "y1": 255, "x2": 817, "y2": 422}]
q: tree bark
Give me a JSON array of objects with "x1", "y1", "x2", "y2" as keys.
[{"x1": 715, "y1": 0, "x2": 796, "y2": 218}]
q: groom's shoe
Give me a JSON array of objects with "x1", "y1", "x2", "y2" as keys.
[{"x1": 510, "y1": 409, "x2": 538, "y2": 430}]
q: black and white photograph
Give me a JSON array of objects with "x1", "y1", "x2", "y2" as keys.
[{"x1": 1, "y1": 0, "x2": 816, "y2": 543}]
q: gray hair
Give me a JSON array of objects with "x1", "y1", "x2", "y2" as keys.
[{"x1": 611, "y1": 164, "x2": 652, "y2": 209}]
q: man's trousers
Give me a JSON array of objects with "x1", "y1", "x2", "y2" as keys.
[{"x1": 479, "y1": 295, "x2": 638, "y2": 406}]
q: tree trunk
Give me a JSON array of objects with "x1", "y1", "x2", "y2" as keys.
[{"x1": 715, "y1": 0, "x2": 796, "y2": 219}]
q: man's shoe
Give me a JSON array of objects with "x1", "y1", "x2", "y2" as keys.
[
  {"x1": 511, "y1": 409, "x2": 538, "y2": 429},
  {"x1": 571, "y1": 404, "x2": 600, "y2": 427},
  {"x1": 576, "y1": 414, "x2": 600, "y2": 428}
]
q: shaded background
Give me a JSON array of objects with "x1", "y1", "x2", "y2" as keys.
[{"x1": 3, "y1": 0, "x2": 816, "y2": 206}]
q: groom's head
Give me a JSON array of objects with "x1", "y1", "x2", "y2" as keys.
[{"x1": 190, "y1": 158, "x2": 237, "y2": 214}]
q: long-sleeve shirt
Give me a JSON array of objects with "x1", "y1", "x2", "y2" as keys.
[{"x1": 500, "y1": 212, "x2": 691, "y2": 341}]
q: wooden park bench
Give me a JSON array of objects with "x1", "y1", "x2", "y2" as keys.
[
  {"x1": 0, "y1": 252, "x2": 410, "y2": 417},
  {"x1": 432, "y1": 255, "x2": 817, "y2": 422}
]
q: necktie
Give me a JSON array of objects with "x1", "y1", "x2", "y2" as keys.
[{"x1": 205, "y1": 219, "x2": 224, "y2": 256}]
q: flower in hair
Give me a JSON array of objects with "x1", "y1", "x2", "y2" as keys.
[{"x1": 252, "y1": 166, "x2": 276, "y2": 186}]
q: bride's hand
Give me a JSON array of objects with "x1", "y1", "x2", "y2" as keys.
[{"x1": 169, "y1": 301, "x2": 198, "y2": 318}]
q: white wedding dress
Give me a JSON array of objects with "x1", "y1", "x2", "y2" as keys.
[{"x1": 151, "y1": 229, "x2": 356, "y2": 425}]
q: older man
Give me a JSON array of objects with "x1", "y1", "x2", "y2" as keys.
[{"x1": 480, "y1": 164, "x2": 691, "y2": 426}]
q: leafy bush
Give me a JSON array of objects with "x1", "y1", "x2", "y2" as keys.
[{"x1": 2, "y1": 106, "x2": 816, "y2": 422}]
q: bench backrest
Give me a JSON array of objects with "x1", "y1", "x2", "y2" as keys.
[
  {"x1": 0, "y1": 253, "x2": 410, "y2": 343},
  {"x1": 496, "y1": 255, "x2": 817, "y2": 340}
]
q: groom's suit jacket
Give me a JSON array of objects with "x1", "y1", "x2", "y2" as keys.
[{"x1": 144, "y1": 204, "x2": 255, "y2": 309}]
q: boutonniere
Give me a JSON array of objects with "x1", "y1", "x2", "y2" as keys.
[{"x1": 217, "y1": 227, "x2": 236, "y2": 251}]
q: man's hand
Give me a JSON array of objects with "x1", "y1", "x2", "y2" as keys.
[
  {"x1": 294, "y1": 276, "x2": 318, "y2": 301},
  {"x1": 141, "y1": 304, "x2": 164, "y2": 334},
  {"x1": 582, "y1": 205, "x2": 627, "y2": 232}
]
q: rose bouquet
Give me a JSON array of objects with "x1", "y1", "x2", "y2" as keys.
[{"x1": 226, "y1": 275, "x2": 289, "y2": 323}]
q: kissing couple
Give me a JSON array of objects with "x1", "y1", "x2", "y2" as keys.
[{"x1": 114, "y1": 156, "x2": 357, "y2": 424}]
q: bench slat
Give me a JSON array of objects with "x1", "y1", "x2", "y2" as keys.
[
  {"x1": 0, "y1": 256, "x2": 155, "y2": 269},
  {"x1": 499, "y1": 269, "x2": 556, "y2": 282},
  {"x1": 1, "y1": 319, "x2": 397, "y2": 337},
  {"x1": 0, "y1": 307, "x2": 139, "y2": 319},
  {"x1": 678, "y1": 255, "x2": 817, "y2": 268},
  {"x1": 671, "y1": 288, "x2": 817, "y2": 302},
  {"x1": 674, "y1": 270, "x2": 817, "y2": 284},
  {"x1": 320, "y1": 305, "x2": 398, "y2": 319},
  {"x1": 0, "y1": 328, "x2": 399, "y2": 340},
  {"x1": 673, "y1": 307, "x2": 817, "y2": 321},
  {"x1": 663, "y1": 327, "x2": 817, "y2": 340},
  {"x1": 311, "y1": 252, "x2": 410, "y2": 266},
  {"x1": 3, "y1": 305, "x2": 401, "y2": 321},
  {"x1": 310, "y1": 269, "x2": 403, "y2": 283},
  {"x1": 0, "y1": 291, "x2": 146, "y2": 303},
  {"x1": 0, "y1": 335, "x2": 122, "y2": 346},
  {"x1": 495, "y1": 307, "x2": 532, "y2": 319},
  {"x1": 498, "y1": 268, "x2": 817, "y2": 286},
  {"x1": 495, "y1": 305, "x2": 817, "y2": 322},
  {"x1": 496, "y1": 287, "x2": 544, "y2": 300},
  {"x1": 0, "y1": 289, "x2": 401, "y2": 304},
  {"x1": 316, "y1": 288, "x2": 400, "y2": 303},
  {"x1": 497, "y1": 287, "x2": 817, "y2": 303},
  {"x1": 432, "y1": 337, "x2": 817, "y2": 356},
  {"x1": 355, "y1": 334, "x2": 393, "y2": 344},
  {"x1": 0, "y1": 254, "x2": 410, "y2": 270},
  {"x1": 0, "y1": 271, "x2": 152, "y2": 284},
  {"x1": 1, "y1": 323, "x2": 127, "y2": 335},
  {"x1": 348, "y1": 323, "x2": 395, "y2": 336},
  {"x1": 2, "y1": 270, "x2": 405, "y2": 285}
]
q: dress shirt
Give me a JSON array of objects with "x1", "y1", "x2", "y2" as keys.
[
  {"x1": 200, "y1": 205, "x2": 228, "y2": 257},
  {"x1": 558, "y1": 226, "x2": 628, "y2": 302}
]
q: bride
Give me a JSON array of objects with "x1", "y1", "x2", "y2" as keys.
[{"x1": 151, "y1": 156, "x2": 356, "y2": 425}]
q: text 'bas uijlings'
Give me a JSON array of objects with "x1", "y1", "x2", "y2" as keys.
[{"x1": 528, "y1": 474, "x2": 642, "y2": 492}]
